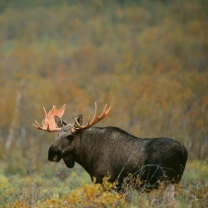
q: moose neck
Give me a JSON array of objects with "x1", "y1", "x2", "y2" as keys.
[{"x1": 72, "y1": 127, "x2": 104, "y2": 175}]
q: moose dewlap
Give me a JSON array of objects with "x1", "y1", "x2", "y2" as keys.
[{"x1": 33, "y1": 103, "x2": 188, "y2": 190}]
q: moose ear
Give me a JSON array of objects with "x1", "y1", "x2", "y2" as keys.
[
  {"x1": 54, "y1": 115, "x2": 67, "y2": 128},
  {"x1": 74, "y1": 114, "x2": 83, "y2": 128}
]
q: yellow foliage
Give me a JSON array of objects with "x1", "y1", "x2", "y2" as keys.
[
  {"x1": 10, "y1": 201, "x2": 29, "y2": 208},
  {"x1": 43, "y1": 196, "x2": 67, "y2": 208},
  {"x1": 64, "y1": 180, "x2": 125, "y2": 208}
]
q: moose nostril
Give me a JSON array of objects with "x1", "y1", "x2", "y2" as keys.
[
  {"x1": 48, "y1": 147, "x2": 62, "y2": 162},
  {"x1": 53, "y1": 155, "x2": 58, "y2": 161}
]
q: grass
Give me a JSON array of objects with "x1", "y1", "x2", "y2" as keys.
[{"x1": 0, "y1": 159, "x2": 207, "y2": 207}]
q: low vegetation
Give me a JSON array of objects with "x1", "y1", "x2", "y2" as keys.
[{"x1": 0, "y1": 160, "x2": 207, "y2": 207}]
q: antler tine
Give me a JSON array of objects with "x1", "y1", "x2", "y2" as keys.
[
  {"x1": 98, "y1": 104, "x2": 111, "y2": 118},
  {"x1": 89, "y1": 102, "x2": 98, "y2": 125},
  {"x1": 32, "y1": 120, "x2": 41, "y2": 129},
  {"x1": 43, "y1": 107, "x2": 47, "y2": 117},
  {"x1": 75, "y1": 118, "x2": 83, "y2": 128},
  {"x1": 105, "y1": 105, "x2": 111, "y2": 115}
]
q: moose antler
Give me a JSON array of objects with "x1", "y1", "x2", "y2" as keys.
[
  {"x1": 33, "y1": 103, "x2": 111, "y2": 133},
  {"x1": 33, "y1": 104, "x2": 66, "y2": 132},
  {"x1": 70, "y1": 102, "x2": 111, "y2": 133}
]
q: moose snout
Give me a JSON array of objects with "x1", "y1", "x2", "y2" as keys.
[{"x1": 48, "y1": 146, "x2": 63, "y2": 162}]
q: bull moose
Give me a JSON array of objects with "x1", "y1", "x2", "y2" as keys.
[{"x1": 33, "y1": 103, "x2": 188, "y2": 190}]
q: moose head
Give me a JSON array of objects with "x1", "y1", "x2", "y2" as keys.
[{"x1": 33, "y1": 103, "x2": 111, "y2": 168}]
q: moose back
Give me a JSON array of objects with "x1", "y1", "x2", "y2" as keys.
[{"x1": 33, "y1": 103, "x2": 188, "y2": 190}]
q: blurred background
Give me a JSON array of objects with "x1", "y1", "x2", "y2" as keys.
[{"x1": 0, "y1": 0, "x2": 207, "y2": 178}]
